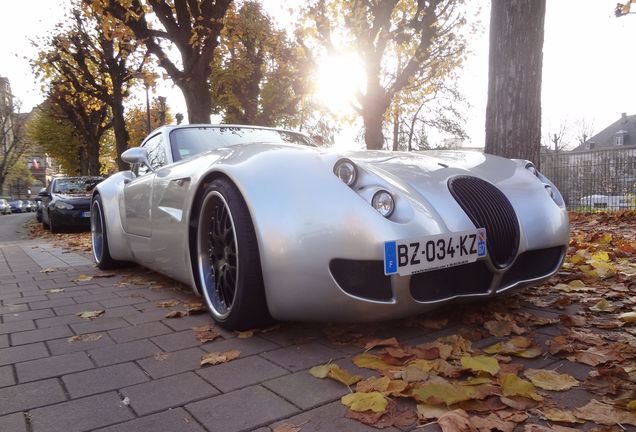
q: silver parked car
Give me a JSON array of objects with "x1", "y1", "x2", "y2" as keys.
[
  {"x1": 0, "y1": 199, "x2": 10, "y2": 215},
  {"x1": 91, "y1": 124, "x2": 569, "y2": 329}
]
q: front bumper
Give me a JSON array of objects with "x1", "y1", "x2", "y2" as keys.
[{"x1": 50, "y1": 209, "x2": 91, "y2": 228}]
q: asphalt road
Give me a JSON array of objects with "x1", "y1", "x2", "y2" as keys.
[{"x1": 0, "y1": 212, "x2": 35, "y2": 242}]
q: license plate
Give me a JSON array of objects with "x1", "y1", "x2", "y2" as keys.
[
  {"x1": 81, "y1": 211, "x2": 91, "y2": 218},
  {"x1": 384, "y1": 228, "x2": 486, "y2": 276}
]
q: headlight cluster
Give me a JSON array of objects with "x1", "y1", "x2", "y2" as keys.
[
  {"x1": 525, "y1": 163, "x2": 560, "y2": 204},
  {"x1": 334, "y1": 158, "x2": 395, "y2": 219},
  {"x1": 54, "y1": 201, "x2": 74, "y2": 210}
]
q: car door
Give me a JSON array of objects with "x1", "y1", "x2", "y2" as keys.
[{"x1": 123, "y1": 134, "x2": 167, "y2": 237}]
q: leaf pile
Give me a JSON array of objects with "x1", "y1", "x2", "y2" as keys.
[{"x1": 309, "y1": 211, "x2": 636, "y2": 430}]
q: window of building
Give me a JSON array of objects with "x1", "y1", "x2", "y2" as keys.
[{"x1": 615, "y1": 135, "x2": 624, "y2": 146}]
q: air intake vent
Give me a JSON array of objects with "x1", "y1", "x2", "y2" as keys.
[{"x1": 448, "y1": 176, "x2": 519, "y2": 268}]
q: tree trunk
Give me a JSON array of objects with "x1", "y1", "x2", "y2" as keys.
[
  {"x1": 87, "y1": 137, "x2": 101, "y2": 175},
  {"x1": 79, "y1": 146, "x2": 89, "y2": 175},
  {"x1": 363, "y1": 109, "x2": 386, "y2": 150},
  {"x1": 392, "y1": 108, "x2": 399, "y2": 151},
  {"x1": 485, "y1": 0, "x2": 546, "y2": 167},
  {"x1": 111, "y1": 89, "x2": 130, "y2": 171},
  {"x1": 178, "y1": 77, "x2": 212, "y2": 124}
]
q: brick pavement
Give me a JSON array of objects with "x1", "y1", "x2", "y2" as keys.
[{"x1": 0, "y1": 239, "x2": 611, "y2": 432}]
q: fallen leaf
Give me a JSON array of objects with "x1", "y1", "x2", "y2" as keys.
[
  {"x1": 619, "y1": 312, "x2": 636, "y2": 323},
  {"x1": 341, "y1": 391, "x2": 387, "y2": 413},
  {"x1": 589, "y1": 299, "x2": 616, "y2": 312},
  {"x1": 461, "y1": 355, "x2": 500, "y2": 376},
  {"x1": 524, "y1": 369, "x2": 579, "y2": 391},
  {"x1": 352, "y1": 353, "x2": 393, "y2": 371},
  {"x1": 156, "y1": 300, "x2": 180, "y2": 308},
  {"x1": 200, "y1": 349, "x2": 240, "y2": 366},
  {"x1": 364, "y1": 337, "x2": 399, "y2": 351},
  {"x1": 437, "y1": 409, "x2": 477, "y2": 432},
  {"x1": 471, "y1": 412, "x2": 516, "y2": 432},
  {"x1": 73, "y1": 274, "x2": 93, "y2": 282},
  {"x1": 484, "y1": 320, "x2": 514, "y2": 337},
  {"x1": 411, "y1": 382, "x2": 481, "y2": 406},
  {"x1": 499, "y1": 374, "x2": 543, "y2": 401},
  {"x1": 416, "y1": 403, "x2": 450, "y2": 420},
  {"x1": 40, "y1": 267, "x2": 56, "y2": 273},
  {"x1": 154, "y1": 351, "x2": 170, "y2": 361},
  {"x1": 237, "y1": 330, "x2": 254, "y2": 339},
  {"x1": 67, "y1": 333, "x2": 102, "y2": 343},
  {"x1": 46, "y1": 288, "x2": 65, "y2": 293},
  {"x1": 309, "y1": 363, "x2": 362, "y2": 386},
  {"x1": 573, "y1": 399, "x2": 636, "y2": 426},
  {"x1": 185, "y1": 302, "x2": 206, "y2": 314},
  {"x1": 76, "y1": 310, "x2": 105, "y2": 320},
  {"x1": 542, "y1": 407, "x2": 584, "y2": 424},
  {"x1": 193, "y1": 325, "x2": 221, "y2": 343},
  {"x1": 165, "y1": 310, "x2": 186, "y2": 319}
]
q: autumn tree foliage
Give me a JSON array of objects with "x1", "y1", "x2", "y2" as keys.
[
  {"x1": 88, "y1": 0, "x2": 232, "y2": 124},
  {"x1": 28, "y1": 100, "x2": 89, "y2": 175},
  {"x1": 211, "y1": 1, "x2": 313, "y2": 128},
  {"x1": 485, "y1": 0, "x2": 546, "y2": 165},
  {"x1": 309, "y1": 0, "x2": 468, "y2": 150},
  {"x1": 0, "y1": 98, "x2": 30, "y2": 194},
  {"x1": 125, "y1": 98, "x2": 174, "y2": 148},
  {"x1": 33, "y1": 3, "x2": 145, "y2": 171}
]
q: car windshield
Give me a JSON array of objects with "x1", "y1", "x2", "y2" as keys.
[
  {"x1": 53, "y1": 178, "x2": 102, "y2": 195},
  {"x1": 170, "y1": 126, "x2": 315, "y2": 162}
]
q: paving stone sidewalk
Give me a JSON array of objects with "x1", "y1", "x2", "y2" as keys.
[{"x1": 0, "y1": 240, "x2": 602, "y2": 432}]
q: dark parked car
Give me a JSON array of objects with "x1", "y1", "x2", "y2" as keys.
[
  {"x1": 9, "y1": 200, "x2": 26, "y2": 213},
  {"x1": 40, "y1": 176, "x2": 104, "y2": 233},
  {"x1": 35, "y1": 194, "x2": 44, "y2": 222}
]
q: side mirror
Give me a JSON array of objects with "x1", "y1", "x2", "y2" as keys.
[
  {"x1": 121, "y1": 147, "x2": 154, "y2": 172},
  {"x1": 38, "y1": 188, "x2": 49, "y2": 197}
]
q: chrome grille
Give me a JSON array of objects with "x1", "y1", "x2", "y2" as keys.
[{"x1": 448, "y1": 176, "x2": 520, "y2": 268}]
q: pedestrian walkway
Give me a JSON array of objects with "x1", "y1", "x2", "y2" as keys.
[{"x1": 0, "y1": 239, "x2": 616, "y2": 432}]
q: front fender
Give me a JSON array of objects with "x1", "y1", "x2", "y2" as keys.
[{"x1": 93, "y1": 171, "x2": 135, "y2": 262}]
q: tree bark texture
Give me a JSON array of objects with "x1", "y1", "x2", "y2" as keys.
[{"x1": 485, "y1": 0, "x2": 546, "y2": 167}]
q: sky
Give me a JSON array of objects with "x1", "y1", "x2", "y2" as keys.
[{"x1": 0, "y1": 0, "x2": 634, "y2": 149}]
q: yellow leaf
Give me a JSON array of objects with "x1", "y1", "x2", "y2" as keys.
[
  {"x1": 589, "y1": 261, "x2": 616, "y2": 279},
  {"x1": 352, "y1": 353, "x2": 393, "y2": 371},
  {"x1": 524, "y1": 369, "x2": 579, "y2": 391},
  {"x1": 73, "y1": 274, "x2": 93, "y2": 282},
  {"x1": 309, "y1": 363, "x2": 331, "y2": 379},
  {"x1": 627, "y1": 400, "x2": 636, "y2": 410},
  {"x1": 341, "y1": 391, "x2": 387, "y2": 413},
  {"x1": 237, "y1": 330, "x2": 254, "y2": 339},
  {"x1": 76, "y1": 310, "x2": 105, "y2": 320},
  {"x1": 411, "y1": 383, "x2": 477, "y2": 406},
  {"x1": 460, "y1": 355, "x2": 500, "y2": 376},
  {"x1": 407, "y1": 359, "x2": 437, "y2": 372},
  {"x1": 327, "y1": 364, "x2": 362, "y2": 386},
  {"x1": 589, "y1": 299, "x2": 616, "y2": 312},
  {"x1": 200, "y1": 349, "x2": 240, "y2": 366},
  {"x1": 598, "y1": 233, "x2": 613, "y2": 244},
  {"x1": 499, "y1": 374, "x2": 543, "y2": 401},
  {"x1": 591, "y1": 251, "x2": 610, "y2": 261}
]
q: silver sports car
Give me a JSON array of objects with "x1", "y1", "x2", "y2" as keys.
[{"x1": 91, "y1": 124, "x2": 569, "y2": 329}]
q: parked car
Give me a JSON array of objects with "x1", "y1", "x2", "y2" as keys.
[
  {"x1": 9, "y1": 200, "x2": 26, "y2": 213},
  {"x1": 35, "y1": 194, "x2": 44, "y2": 222},
  {"x1": 24, "y1": 200, "x2": 35, "y2": 212},
  {"x1": 91, "y1": 124, "x2": 569, "y2": 330},
  {"x1": 0, "y1": 199, "x2": 10, "y2": 215},
  {"x1": 40, "y1": 176, "x2": 104, "y2": 233}
]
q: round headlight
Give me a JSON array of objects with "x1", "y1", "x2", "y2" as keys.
[
  {"x1": 333, "y1": 158, "x2": 358, "y2": 187},
  {"x1": 372, "y1": 190, "x2": 395, "y2": 218},
  {"x1": 525, "y1": 163, "x2": 539, "y2": 177}
]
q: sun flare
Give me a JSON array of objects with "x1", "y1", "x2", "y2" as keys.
[{"x1": 315, "y1": 54, "x2": 366, "y2": 116}]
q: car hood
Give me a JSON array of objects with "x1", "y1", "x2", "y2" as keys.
[
  {"x1": 341, "y1": 149, "x2": 520, "y2": 188},
  {"x1": 52, "y1": 193, "x2": 91, "y2": 202}
]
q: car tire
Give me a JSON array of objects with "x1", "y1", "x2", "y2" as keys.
[
  {"x1": 91, "y1": 194, "x2": 122, "y2": 270},
  {"x1": 49, "y1": 215, "x2": 60, "y2": 233},
  {"x1": 196, "y1": 179, "x2": 272, "y2": 330}
]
